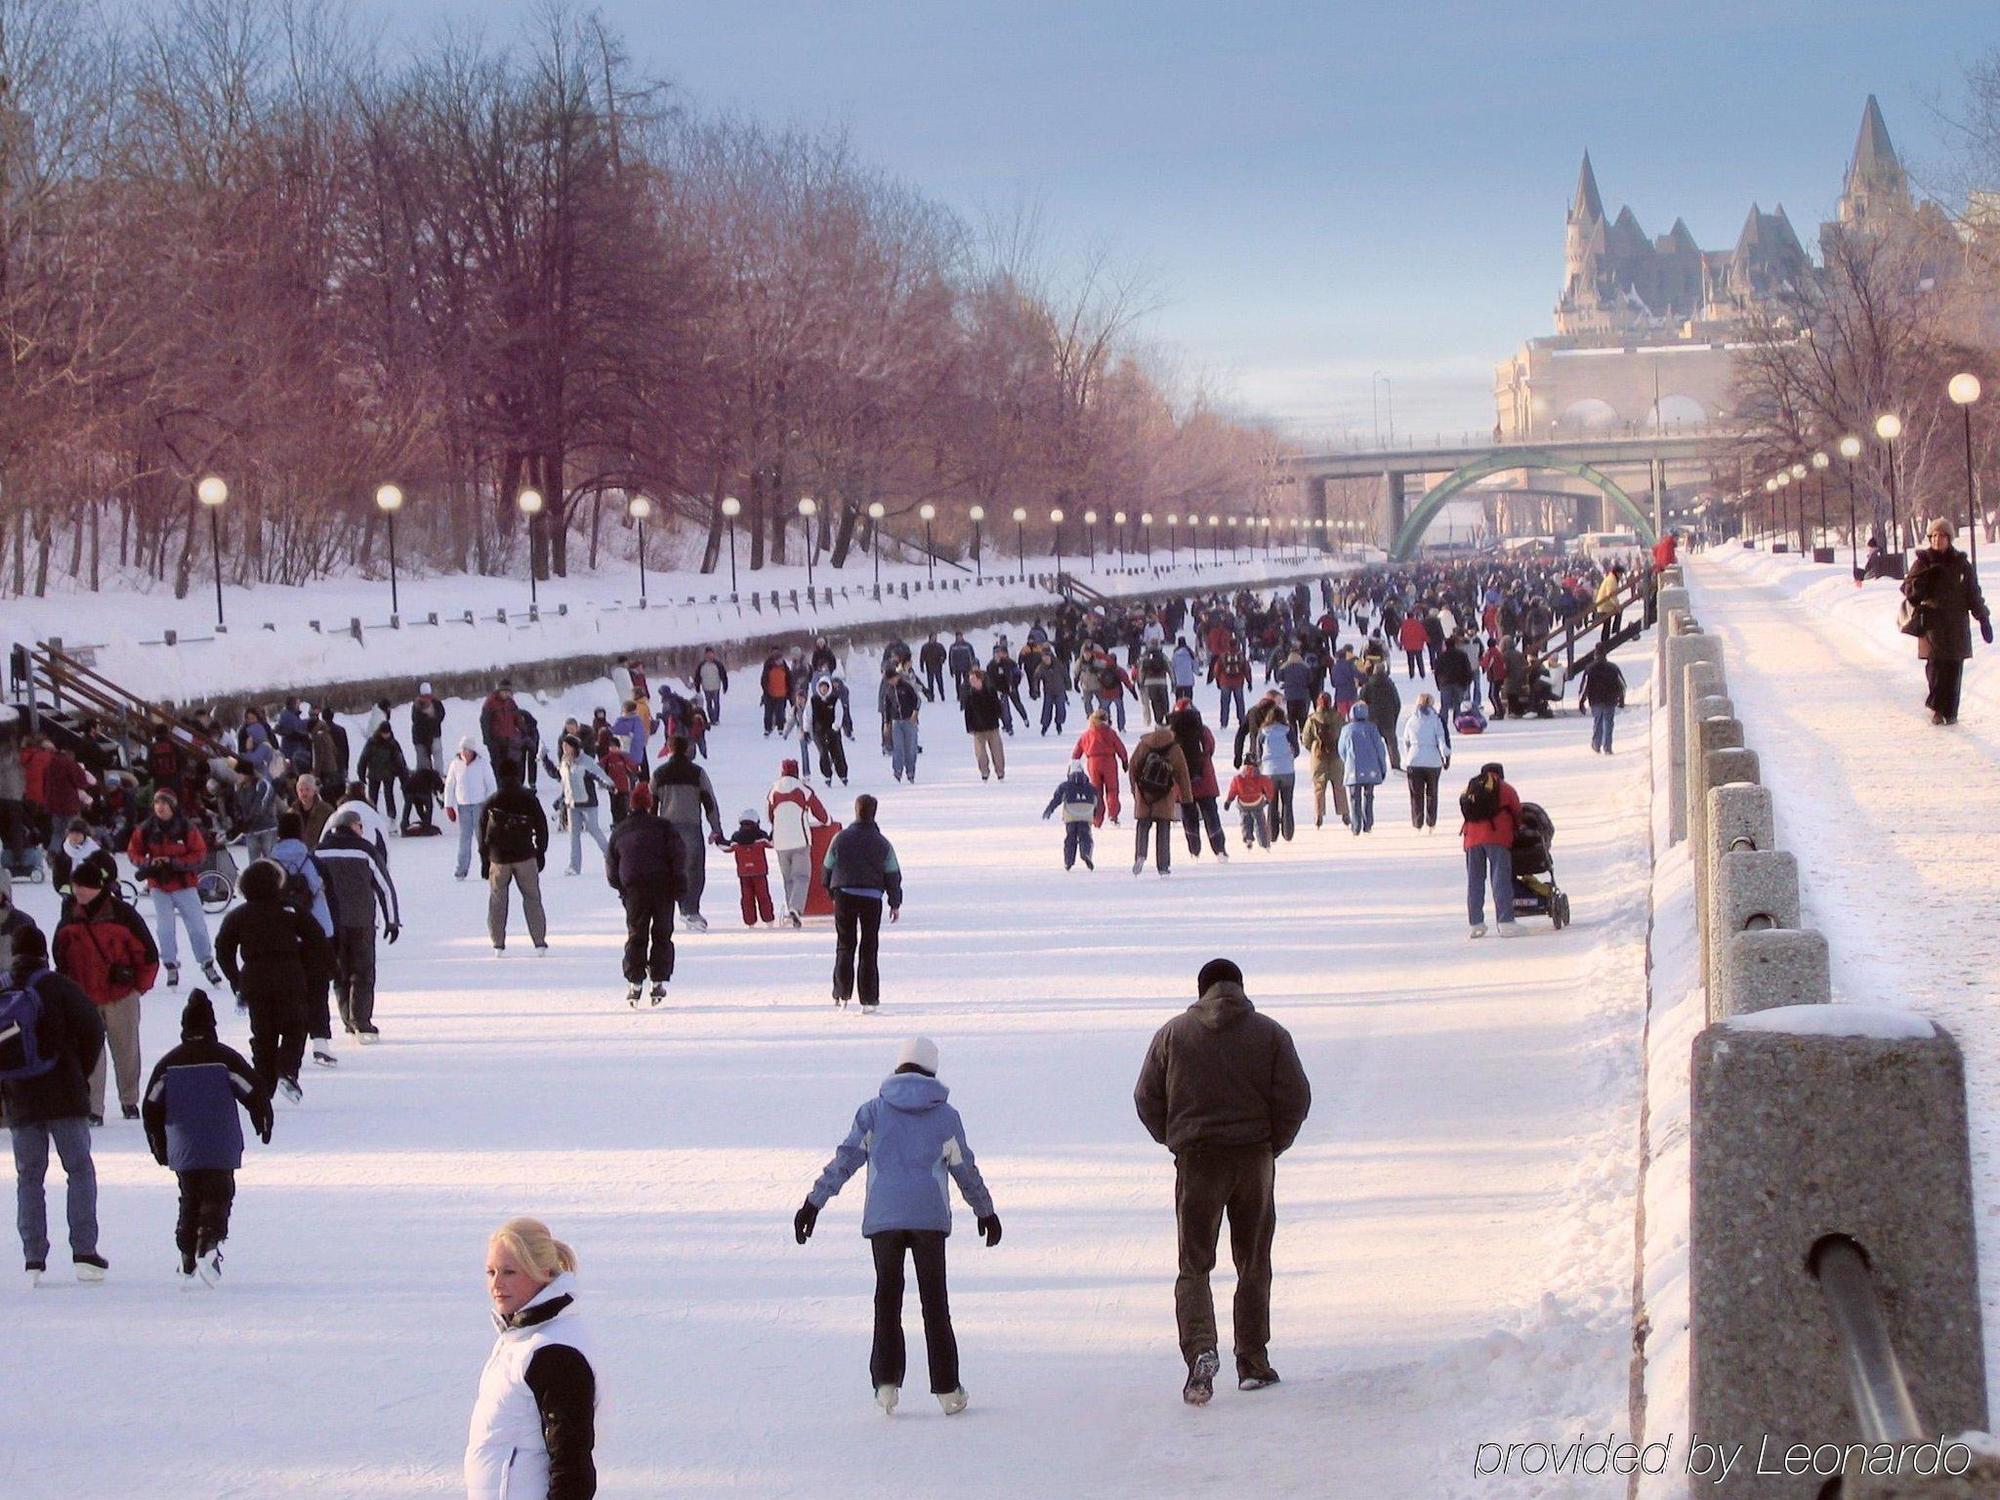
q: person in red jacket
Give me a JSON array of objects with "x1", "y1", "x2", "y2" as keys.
[
  {"x1": 1652, "y1": 531, "x2": 1678, "y2": 570},
  {"x1": 127, "y1": 789, "x2": 220, "y2": 987},
  {"x1": 725, "y1": 810, "x2": 775, "y2": 926},
  {"x1": 1460, "y1": 761, "x2": 1522, "y2": 938},
  {"x1": 1069, "y1": 711, "x2": 1129, "y2": 828},
  {"x1": 1396, "y1": 614, "x2": 1430, "y2": 680},
  {"x1": 53, "y1": 851, "x2": 161, "y2": 1123},
  {"x1": 1223, "y1": 764, "x2": 1275, "y2": 851}
]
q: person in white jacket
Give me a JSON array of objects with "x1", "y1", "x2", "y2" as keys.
[
  {"x1": 765, "y1": 759, "x2": 830, "y2": 926},
  {"x1": 1398, "y1": 692, "x2": 1452, "y2": 832},
  {"x1": 442, "y1": 739, "x2": 498, "y2": 880},
  {"x1": 546, "y1": 738, "x2": 615, "y2": 875},
  {"x1": 466, "y1": 1218, "x2": 595, "y2": 1500}
]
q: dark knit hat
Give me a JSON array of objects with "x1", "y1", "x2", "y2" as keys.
[
  {"x1": 1197, "y1": 958, "x2": 1244, "y2": 994},
  {"x1": 181, "y1": 989, "x2": 218, "y2": 1040},
  {"x1": 11, "y1": 924, "x2": 48, "y2": 966},
  {"x1": 74, "y1": 851, "x2": 117, "y2": 889}
]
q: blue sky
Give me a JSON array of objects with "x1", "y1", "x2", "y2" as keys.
[{"x1": 364, "y1": 1, "x2": 2000, "y2": 441}]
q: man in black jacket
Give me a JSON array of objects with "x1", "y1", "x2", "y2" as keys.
[
  {"x1": 478, "y1": 760, "x2": 550, "y2": 954},
  {"x1": 604, "y1": 787, "x2": 686, "y2": 1006},
  {"x1": 317, "y1": 812, "x2": 402, "y2": 1037},
  {"x1": 821, "y1": 795, "x2": 903, "y2": 1011},
  {"x1": 960, "y1": 671, "x2": 1007, "y2": 781},
  {"x1": 215, "y1": 860, "x2": 333, "y2": 1103},
  {"x1": 1133, "y1": 958, "x2": 1312, "y2": 1406},
  {"x1": 3, "y1": 927, "x2": 109, "y2": 1285},
  {"x1": 1576, "y1": 655, "x2": 1628, "y2": 755}
]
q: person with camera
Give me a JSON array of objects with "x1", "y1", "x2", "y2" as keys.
[
  {"x1": 127, "y1": 788, "x2": 222, "y2": 991},
  {"x1": 51, "y1": 851, "x2": 160, "y2": 1125}
]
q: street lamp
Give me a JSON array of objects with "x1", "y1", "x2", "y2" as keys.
[
  {"x1": 798, "y1": 497, "x2": 818, "y2": 595},
  {"x1": 1083, "y1": 508, "x2": 1098, "y2": 572},
  {"x1": 1776, "y1": 471, "x2": 1791, "y2": 551},
  {"x1": 628, "y1": 493, "x2": 652, "y2": 605},
  {"x1": 969, "y1": 504, "x2": 985, "y2": 580},
  {"x1": 1839, "y1": 434, "x2": 1863, "y2": 572},
  {"x1": 1166, "y1": 512, "x2": 1178, "y2": 565},
  {"x1": 517, "y1": 487, "x2": 544, "y2": 611},
  {"x1": 197, "y1": 474, "x2": 228, "y2": 630},
  {"x1": 1050, "y1": 507, "x2": 1066, "y2": 577},
  {"x1": 1876, "y1": 412, "x2": 1905, "y2": 554},
  {"x1": 375, "y1": 483, "x2": 404, "y2": 620},
  {"x1": 1138, "y1": 511, "x2": 1151, "y2": 560},
  {"x1": 720, "y1": 495, "x2": 741, "y2": 595},
  {"x1": 1790, "y1": 461, "x2": 1808, "y2": 554},
  {"x1": 919, "y1": 502, "x2": 937, "y2": 584},
  {"x1": 1811, "y1": 450, "x2": 1831, "y2": 560},
  {"x1": 1950, "y1": 373, "x2": 1983, "y2": 566},
  {"x1": 1113, "y1": 510, "x2": 1127, "y2": 567},
  {"x1": 867, "y1": 500, "x2": 886, "y2": 589},
  {"x1": 1208, "y1": 513, "x2": 1220, "y2": 566},
  {"x1": 1762, "y1": 477, "x2": 1777, "y2": 547},
  {"x1": 1012, "y1": 506, "x2": 1027, "y2": 577}
]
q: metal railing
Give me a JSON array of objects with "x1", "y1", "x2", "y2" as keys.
[{"x1": 1809, "y1": 1235, "x2": 1926, "y2": 1447}]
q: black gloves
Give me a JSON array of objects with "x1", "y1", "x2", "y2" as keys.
[
  {"x1": 384, "y1": 924, "x2": 400, "y2": 945},
  {"x1": 793, "y1": 1199, "x2": 819, "y2": 1245},
  {"x1": 1983, "y1": 620, "x2": 1994, "y2": 646},
  {"x1": 977, "y1": 1213, "x2": 1002, "y2": 1247}
]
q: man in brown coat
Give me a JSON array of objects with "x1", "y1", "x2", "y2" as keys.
[
  {"x1": 1134, "y1": 958, "x2": 1311, "y2": 1405},
  {"x1": 1127, "y1": 723, "x2": 1191, "y2": 876}
]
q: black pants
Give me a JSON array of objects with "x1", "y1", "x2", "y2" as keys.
[
  {"x1": 175, "y1": 1168, "x2": 236, "y2": 1259},
  {"x1": 332, "y1": 926, "x2": 377, "y2": 1032},
  {"x1": 1405, "y1": 649, "x2": 1423, "y2": 678},
  {"x1": 1134, "y1": 816, "x2": 1172, "y2": 873},
  {"x1": 832, "y1": 891, "x2": 883, "y2": 1007},
  {"x1": 815, "y1": 728, "x2": 849, "y2": 782},
  {"x1": 365, "y1": 773, "x2": 399, "y2": 819},
  {"x1": 1407, "y1": 766, "x2": 1441, "y2": 827},
  {"x1": 1926, "y1": 656, "x2": 1966, "y2": 721},
  {"x1": 246, "y1": 994, "x2": 307, "y2": 1092},
  {"x1": 922, "y1": 663, "x2": 945, "y2": 701},
  {"x1": 1174, "y1": 1143, "x2": 1276, "y2": 1379},
  {"x1": 762, "y1": 696, "x2": 787, "y2": 734},
  {"x1": 870, "y1": 1229, "x2": 958, "y2": 1394},
  {"x1": 621, "y1": 887, "x2": 677, "y2": 984},
  {"x1": 1180, "y1": 796, "x2": 1226, "y2": 856}
]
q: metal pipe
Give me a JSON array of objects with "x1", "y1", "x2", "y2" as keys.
[{"x1": 1808, "y1": 1235, "x2": 1926, "y2": 1445}]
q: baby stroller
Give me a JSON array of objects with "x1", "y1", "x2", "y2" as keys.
[
  {"x1": 1509, "y1": 802, "x2": 1570, "y2": 930},
  {"x1": 196, "y1": 837, "x2": 240, "y2": 914}
]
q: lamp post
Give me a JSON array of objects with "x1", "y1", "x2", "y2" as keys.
[
  {"x1": 1166, "y1": 512, "x2": 1178, "y2": 566},
  {"x1": 1012, "y1": 506, "x2": 1027, "y2": 577},
  {"x1": 628, "y1": 494, "x2": 652, "y2": 605},
  {"x1": 919, "y1": 502, "x2": 937, "y2": 584},
  {"x1": 1876, "y1": 412, "x2": 1904, "y2": 554},
  {"x1": 969, "y1": 504, "x2": 984, "y2": 581},
  {"x1": 1208, "y1": 513, "x2": 1220, "y2": 566},
  {"x1": 867, "y1": 501, "x2": 886, "y2": 589},
  {"x1": 1839, "y1": 434, "x2": 1863, "y2": 572},
  {"x1": 1811, "y1": 451, "x2": 1830, "y2": 560},
  {"x1": 798, "y1": 497, "x2": 818, "y2": 595},
  {"x1": 1778, "y1": 471, "x2": 1793, "y2": 549},
  {"x1": 517, "y1": 487, "x2": 544, "y2": 612},
  {"x1": 1083, "y1": 508, "x2": 1098, "y2": 571},
  {"x1": 720, "y1": 495, "x2": 741, "y2": 595},
  {"x1": 1050, "y1": 507, "x2": 1066, "y2": 577},
  {"x1": 375, "y1": 483, "x2": 404, "y2": 619},
  {"x1": 1139, "y1": 510, "x2": 1151, "y2": 561},
  {"x1": 1789, "y1": 461, "x2": 1808, "y2": 554},
  {"x1": 197, "y1": 474, "x2": 228, "y2": 630},
  {"x1": 1950, "y1": 373, "x2": 1983, "y2": 566}
]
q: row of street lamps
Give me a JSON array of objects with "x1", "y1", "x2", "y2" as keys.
[
  {"x1": 188, "y1": 475, "x2": 1363, "y2": 632},
  {"x1": 1750, "y1": 373, "x2": 1985, "y2": 570}
]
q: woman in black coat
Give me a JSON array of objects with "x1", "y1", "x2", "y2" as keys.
[
  {"x1": 215, "y1": 859, "x2": 333, "y2": 1103},
  {"x1": 1902, "y1": 518, "x2": 1993, "y2": 725}
]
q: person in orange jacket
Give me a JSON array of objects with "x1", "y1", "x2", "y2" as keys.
[{"x1": 1069, "y1": 711, "x2": 1129, "y2": 827}]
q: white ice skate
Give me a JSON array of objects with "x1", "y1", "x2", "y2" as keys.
[
  {"x1": 626, "y1": 983, "x2": 643, "y2": 1008},
  {"x1": 938, "y1": 1387, "x2": 968, "y2": 1416},
  {"x1": 875, "y1": 1385, "x2": 899, "y2": 1415}
]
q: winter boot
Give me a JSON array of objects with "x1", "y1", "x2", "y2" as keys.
[
  {"x1": 73, "y1": 1253, "x2": 109, "y2": 1285},
  {"x1": 164, "y1": 963, "x2": 181, "y2": 989},
  {"x1": 938, "y1": 1388, "x2": 968, "y2": 1416},
  {"x1": 1468, "y1": 924, "x2": 1486, "y2": 939},
  {"x1": 875, "y1": 1385, "x2": 899, "y2": 1416},
  {"x1": 1238, "y1": 1367, "x2": 1281, "y2": 1391},
  {"x1": 1182, "y1": 1349, "x2": 1219, "y2": 1406},
  {"x1": 357, "y1": 1028, "x2": 379, "y2": 1044},
  {"x1": 121, "y1": 1103, "x2": 140, "y2": 1120},
  {"x1": 1132, "y1": 858, "x2": 1145, "y2": 876},
  {"x1": 687, "y1": 913, "x2": 710, "y2": 933}
]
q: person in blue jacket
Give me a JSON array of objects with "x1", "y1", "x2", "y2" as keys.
[
  {"x1": 1336, "y1": 701, "x2": 1389, "y2": 836},
  {"x1": 793, "y1": 1036, "x2": 1001, "y2": 1417},
  {"x1": 1041, "y1": 759, "x2": 1102, "y2": 870},
  {"x1": 140, "y1": 990, "x2": 273, "y2": 1286}
]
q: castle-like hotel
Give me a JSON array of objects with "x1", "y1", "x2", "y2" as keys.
[{"x1": 1494, "y1": 97, "x2": 1935, "y2": 441}]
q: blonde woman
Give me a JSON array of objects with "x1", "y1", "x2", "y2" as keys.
[{"x1": 465, "y1": 1219, "x2": 597, "y2": 1500}]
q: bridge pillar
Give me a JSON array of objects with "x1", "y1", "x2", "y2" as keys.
[
  {"x1": 1651, "y1": 458, "x2": 1666, "y2": 538},
  {"x1": 1385, "y1": 472, "x2": 1406, "y2": 553},
  {"x1": 1307, "y1": 477, "x2": 1330, "y2": 553}
]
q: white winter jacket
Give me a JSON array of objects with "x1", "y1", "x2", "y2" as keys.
[
  {"x1": 443, "y1": 746, "x2": 498, "y2": 810},
  {"x1": 464, "y1": 1274, "x2": 596, "y2": 1500},
  {"x1": 766, "y1": 775, "x2": 829, "y2": 852},
  {"x1": 1399, "y1": 707, "x2": 1452, "y2": 771}
]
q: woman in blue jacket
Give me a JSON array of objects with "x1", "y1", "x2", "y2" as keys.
[
  {"x1": 793, "y1": 1037, "x2": 1002, "y2": 1416},
  {"x1": 1336, "y1": 701, "x2": 1389, "y2": 836}
]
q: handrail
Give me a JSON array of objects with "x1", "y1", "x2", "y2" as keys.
[
  {"x1": 30, "y1": 643, "x2": 231, "y2": 759},
  {"x1": 1808, "y1": 1235, "x2": 1926, "y2": 1445},
  {"x1": 1525, "y1": 572, "x2": 1651, "y2": 679}
]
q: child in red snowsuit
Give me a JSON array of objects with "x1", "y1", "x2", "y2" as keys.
[
  {"x1": 1068, "y1": 712, "x2": 1129, "y2": 827},
  {"x1": 1224, "y1": 765, "x2": 1275, "y2": 850},
  {"x1": 726, "y1": 811, "x2": 775, "y2": 926}
]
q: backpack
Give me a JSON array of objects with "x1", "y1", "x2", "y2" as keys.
[
  {"x1": 0, "y1": 976, "x2": 55, "y2": 1083},
  {"x1": 1459, "y1": 776, "x2": 1502, "y2": 824},
  {"x1": 487, "y1": 805, "x2": 535, "y2": 849},
  {"x1": 1141, "y1": 648, "x2": 1168, "y2": 678},
  {"x1": 1134, "y1": 746, "x2": 1177, "y2": 800}
]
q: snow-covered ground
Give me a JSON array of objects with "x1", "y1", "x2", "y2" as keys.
[
  {"x1": 6, "y1": 623, "x2": 1653, "y2": 1499},
  {"x1": 4, "y1": 548, "x2": 1347, "y2": 704},
  {"x1": 1685, "y1": 545, "x2": 2000, "y2": 1395}
]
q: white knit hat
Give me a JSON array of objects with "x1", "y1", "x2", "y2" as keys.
[
  {"x1": 896, "y1": 1036, "x2": 940, "y2": 1076},
  {"x1": 420, "y1": 681, "x2": 433, "y2": 696}
]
